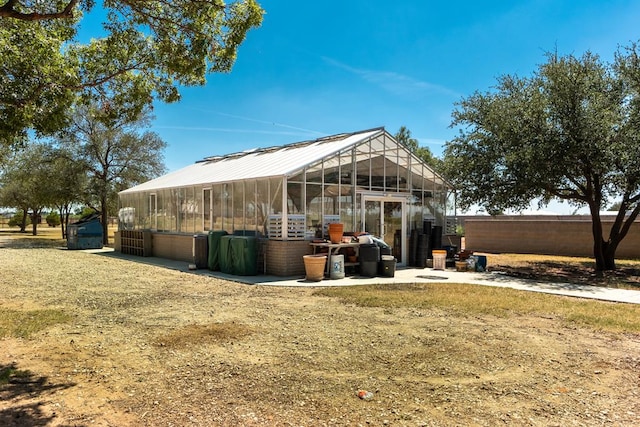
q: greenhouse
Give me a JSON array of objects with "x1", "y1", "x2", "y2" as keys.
[{"x1": 117, "y1": 127, "x2": 454, "y2": 276}]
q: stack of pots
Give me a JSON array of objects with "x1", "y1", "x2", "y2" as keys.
[{"x1": 328, "y1": 223, "x2": 344, "y2": 243}]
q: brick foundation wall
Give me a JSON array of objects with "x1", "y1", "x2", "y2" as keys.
[
  {"x1": 266, "y1": 240, "x2": 313, "y2": 276},
  {"x1": 463, "y1": 215, "x2": 640, "y2": 258},
  {"x1": 152, "y1": 233, "x2": 194, "y2": 263}
]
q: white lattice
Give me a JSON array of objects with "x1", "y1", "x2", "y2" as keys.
[{"x1": 267, "y1": 214, "x2": 306, "y2": 240}]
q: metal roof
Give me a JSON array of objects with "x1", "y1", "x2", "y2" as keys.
[{"x1": 120, "y1": 128, "x2": 386, "y2": 194}]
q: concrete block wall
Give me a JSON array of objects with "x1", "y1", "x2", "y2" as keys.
[{"x1": 463, "y1": 215, "x2": 640, "y2": 258}]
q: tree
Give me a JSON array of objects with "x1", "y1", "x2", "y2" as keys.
[
  {"x1": 1, "y1": 0, "x2": 263, "y2": 147},
  {"x1": 60, "y1": 102, "x2": 167, "y2": 244},
  {"x1": 0, "y1": 143, "x2": 57, "y2": 235},
  {"x1": 47, "y1": 145, "x2": 88, "y2": 239},
  {"x1": 442, "y1": 44, "x2": 640, "y2": 272},
  {"x1": 394, "y1": 126, "x2": 442, "y2": 171}
]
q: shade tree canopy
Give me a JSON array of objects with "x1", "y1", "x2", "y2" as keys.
[
  {"x1": 57, "y1": 101, "x2": 168, "y2": 244},
  {"x1": 443, "y1": 43, "x2": 640, "y2": 272},
  {"x1": 0, "y1": 0, "x2": 263, "y2": 147}
]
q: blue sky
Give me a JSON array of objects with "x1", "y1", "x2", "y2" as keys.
[{"x1": 147, "y1": 0, "x2": 640, "y2": 174}]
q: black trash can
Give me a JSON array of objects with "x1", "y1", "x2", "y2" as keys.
[
  {"x1": 379, "y1": 255, "x2": 396, "y2": 277},
  {"x1": 192, "y1": 234, "x2": 209, "y2": 269},
  {"x1": 359, "y1": 243, "x2": 380, "y2": 277}
]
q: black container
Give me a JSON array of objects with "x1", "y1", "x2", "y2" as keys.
[
  {"x1": 359, "y1": 244, "x2": 380, "y2": 277},
  {"x1": 423, "y1": 220, "x2": 432, "y2": 237},
  {"x1": 379, "y1": 257, "x2": 396, "y2": 277},
  {"x1": 431, "y1": 225, "x2": 443, "y2": 254},
  {"x1": 192, "y1": 234, "x2": 209, "y2": 269},
  {"x1": 416, "y1": 233, "x2": 429, "y2": 268},
  {"x1": 409, "y1": 229, "x2": 418, "y2": 266}
]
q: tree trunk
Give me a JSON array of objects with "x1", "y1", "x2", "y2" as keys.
[
  {"x1": 58, "y1": 207, "x2": 66, "y2": 239},
  {"x1": 589, "y1": 204, "x2": 612, "y2": 272},
  {"x1": 20, "y1": 210, "x2": 28, "y2": 232},
  {"x1": 603, "y1": 241, "x2": 617, "y2": 271},
  {"x1": 100, "y1": 194, "x2": 109, "y2": 245},
  {"x1": 30, "y1": 210, "x2": 40, "y2": 236}
]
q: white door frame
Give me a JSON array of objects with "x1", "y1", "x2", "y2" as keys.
[{"x1": 361, "y1": 195, "x2": 407, "y2": 266}]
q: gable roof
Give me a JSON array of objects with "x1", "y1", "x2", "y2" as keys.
[{"x1": 120, "y1": 127, "x2": 444, "y2": 194}]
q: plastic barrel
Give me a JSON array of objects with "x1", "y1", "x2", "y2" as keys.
[
  {"x1": 431, "y1": 225, "x2": 443, "y2": 256},
  {"x1": 359, "y1": 244, "x2": 379, "y2": 277},
  {"x1": 416, "y1": 233, "x2": 429, "y2": 268},
  {"x1": 475, "y1": 255, "x2": 487, "y2": 272},
  {"x1": 330, "y1": 254, "x2": 345, "y2": 279},
  {"x1": 192, "y1": 234, "x2": 209, "y2": 269}
]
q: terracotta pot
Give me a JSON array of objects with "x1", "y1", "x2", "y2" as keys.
[
  {"x1": 303, "y1": 255, "x2": 327, "y2": 281},
  {"x1": 328, "y1": 223, "x2": 344, "y2": 244}
]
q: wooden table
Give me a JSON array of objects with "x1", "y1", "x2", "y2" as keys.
[{"x1": 309, "y1": 242, "x2": 360, "y2": 276}]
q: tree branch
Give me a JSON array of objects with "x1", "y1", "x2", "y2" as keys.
[{"x1": 0, "y1": 0, "x2": 79, "y2": 21}]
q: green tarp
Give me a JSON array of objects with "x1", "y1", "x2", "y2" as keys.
[
  {"x1": 219, "y1": 235, "x2": 257, "y2": 275},
  {"x1": 207, "y1": 230, "x2": 228, "y2": 271}
]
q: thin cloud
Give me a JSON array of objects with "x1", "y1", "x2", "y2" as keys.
[
  {"x1": 153, "y1": 125, "x2": 318, "y2": 138},
  {"x1": 178, "y1": 108, "x2": 327, "y2": 136},
  {"x1": 322, "y1": 56, "x2": 461, "y2": 98}
]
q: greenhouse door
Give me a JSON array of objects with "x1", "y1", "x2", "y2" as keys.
[{"x1": 363, "y1": 197, "x2": 406, "y2": 266}]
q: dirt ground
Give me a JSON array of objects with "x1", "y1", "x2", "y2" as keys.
[{"x1": 1, "y1": 235, "x2": 640, "y2": 426}]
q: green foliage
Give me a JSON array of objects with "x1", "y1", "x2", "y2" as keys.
[
  {"x1": 46, "y1": 211, "x2": 61, "y2": 227},
  {"x1": 443, "y1": 43, "x2": 640, "y2": 270},
  {"x1": 394, "y1": 126, "x2": 442, "y2": 171},
  {"x1": 0, "y1": 1, "x2": 264, "y2": 147},
  {"x1": 79, "y1": 207, "x2": 99, "y2": 217},
  {"x1": 7, "y1": 210, "x2": 30, "y2": 228},
  {"x1": 0, "y1": 143, "x2": 59, "y2": 235}
]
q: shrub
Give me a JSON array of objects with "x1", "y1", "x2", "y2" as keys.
[
  {"x1": 46, "y1": 212, "x2": 61, "y2": 227},
  {"x1": 8, "y1": 211, "x2": 30, "y2": 228}
]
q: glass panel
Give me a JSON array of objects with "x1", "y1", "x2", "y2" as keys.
[
  {"x1": 270, "y1": 178, "x2": 283, "y2": 214},
  {"x1": 287, "y1": 182, "x2": 303, "y2": 214},
  {"x1": 149, "y1": 193, "x2": 157, "y2": 230},
  {"x1": 245, "y1": 180, "x2": 258, "y2": 234},
  {"x1": 193, "y1": 185, "x2": 203, "y2": 233},
  {"x1": 304, "y1": 162, "x2": 323, "y2": 183},
  {"x1": 339, "y1": 193, "x2": 354, "y2": 233},
  {"x1": 364, "y1": 200, "x2": 380, "y2": 236},
  {"x1": 256, "y1": 179, "x2": 270, "y2": 234},
  {"x1": 203, "y1": 188, "x2": 212, "y2": 231},
  {"x1": 212, "y1": 184, "x2": 222, "y2": 231},
  {"x1": 306, "y1": 183, "x2": 323, "y2": 238},
  {"x1": 233, "y1": 181, "x2": 244, "y2": 231},
  {"x1": 222, "y1": 183, "x2": 232, "y2": 234},
  {"x1": 355, "y1": 141, "x2": 371, "y2": 190}
]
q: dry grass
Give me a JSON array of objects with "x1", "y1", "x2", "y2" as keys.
[
  {"x1": 0, "y1": 308, "x2": 72, "y2": 339},
  {"x1": 315, "y1": 282, "x2": 640, "y2": 333},
  {"x1": 153, "y1": 322, "x2": 255, "y2": 348},
  {"x1": 2, "y1": 238, "x2": 640, "y2": 425}
]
